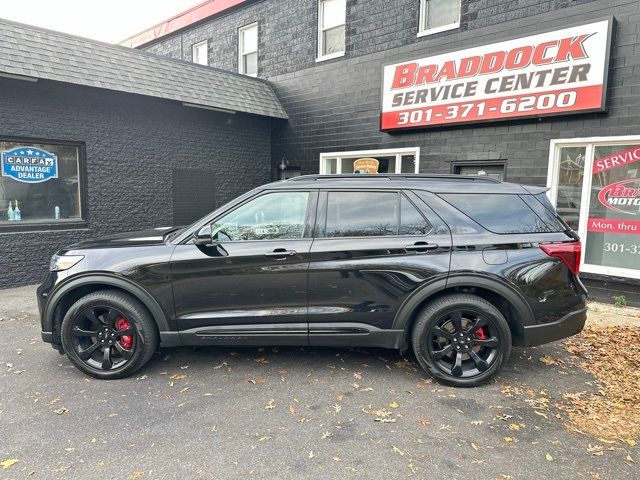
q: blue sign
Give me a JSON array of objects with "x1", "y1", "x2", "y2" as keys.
[{"x1": 1, "y1": 147, "x2": 58, "y2": 184}]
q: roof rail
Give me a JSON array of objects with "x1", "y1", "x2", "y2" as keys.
[{"x1": 285, "y1": 174, "x2": 501, "y2": 183}]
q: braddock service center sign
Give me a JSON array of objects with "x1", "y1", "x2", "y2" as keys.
[{"x1": 381, "y1": 19, "x2": 612, "y2": 130}]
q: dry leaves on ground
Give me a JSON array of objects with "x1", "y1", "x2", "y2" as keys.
[{"x1": 561, "y1": 325, "x2": 640, "y2": 442}]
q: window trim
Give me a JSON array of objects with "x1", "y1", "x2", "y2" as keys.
[
  {"x1": 319, "y1": 147, "x2": 420, "y2": 174},
  {"x1": 238, "y1": 22, "x2": 258, "y2": 77},
  {"x1": 317, "y1": 0, "x2": 346, "y2": 63},
  {"x1": 418, "y1": 0, "x2": 461, "y2": 38},
  {"x1": 0, "y1": 135, "x2": 88, "y2": 233},
  {"x1": 192, "y1": 40, "x2": 208, "y2": 66},
  {"x1": 547, "y1": 135, "x2": 640, "y2": 280}
]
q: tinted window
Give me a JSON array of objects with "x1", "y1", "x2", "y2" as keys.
[
  {"x1": 211, "y1": 191, "x2": 309, "y2": 241},
  {"x1": 400, "y1": 195, "x2": 431, "y2": 235},
  {"x1": 521, "y1": 194, "x2": 567, "y2": 232},
  {"x1": 440, "y1": 193, "x2": 551, "y2": 234},
  {"x1": 325, "y1": 191, "x2": 398, "y2": 237}
]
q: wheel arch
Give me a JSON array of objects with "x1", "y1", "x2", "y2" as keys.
[
  {"x1": 44, "y1": 274, "x2": 170, "y2": 345},
  {"x1": 393, "y1": 274, "x2": 535, "y2": 349}
]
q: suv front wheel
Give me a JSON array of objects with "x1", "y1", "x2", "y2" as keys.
[
  {"x1": 60, "y1": 290, "x2": 159, "y2": 379},
  {"x1": 412, "y1": 293, "x2": 512, "y2": 387}
]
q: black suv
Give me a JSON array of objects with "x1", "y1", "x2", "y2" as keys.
[{"x1": 37, "y1": 174, "x2": 587, "y2": 387}]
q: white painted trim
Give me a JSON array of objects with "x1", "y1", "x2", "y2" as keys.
[
  {"x1": 316, "y1": 51, "x2": 345, "y2": 63},
  {"x1": 417, "y1": 21, "x2": 460, "y2": 37},
  {"x1": 238, "y1": 22, "x2": 258, "y2": 76},
  {"x1": 548, "y1": 136, "x2": 640, "y2": 280},
  {"x1": 319, "y1": 147, "x2": 421, "y2": 174},
  {"x1": 418, "y1": 0, "x2": 460, "y2": 37}
]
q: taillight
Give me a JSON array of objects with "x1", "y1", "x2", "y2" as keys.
[{"x1": 540, "y1": 241, "x2": 581, "y2": 275}]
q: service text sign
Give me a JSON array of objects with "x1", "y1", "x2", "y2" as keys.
[{"x1": 381, "y1": 19, "x2": 611, "y2": 130}]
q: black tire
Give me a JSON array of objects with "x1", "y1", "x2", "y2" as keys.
[
  {"x1": 411, "y1": 293, "x2": 511, "y2": 388},
  {"x1": 60, "y1": 289, "x2": 159, "y2": 379}
]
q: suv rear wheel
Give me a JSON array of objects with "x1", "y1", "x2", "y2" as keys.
[
  {"x1": 60, "y1": 290, "x2": 158, "y2": 379},
  {"x1": 412, "y1": 293, "x2": 511, "y2": 387}
]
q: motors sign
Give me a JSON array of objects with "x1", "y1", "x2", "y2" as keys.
[{"x1": 381, "y1": 19, "x2": 612, "y2": 130}]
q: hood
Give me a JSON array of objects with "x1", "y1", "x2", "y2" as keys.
[{"x1": 69, "y1": 227, "x2": 181, "y2": 249}]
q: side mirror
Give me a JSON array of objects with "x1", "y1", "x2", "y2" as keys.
[{"x1": 193, "y1": 225, "x2": 219, "y2": 247}]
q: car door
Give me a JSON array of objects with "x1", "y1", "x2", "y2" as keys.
[
  {"x1": 308, "y1": 189, "x2": 451, "y2": 346},
  {"x1": 170, "y1": 189, "x2": 317, "y2": 345}
]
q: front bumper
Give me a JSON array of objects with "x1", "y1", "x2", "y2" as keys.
[{"x1": 521, "y1": 303, "x2": 587, "y2": 346}]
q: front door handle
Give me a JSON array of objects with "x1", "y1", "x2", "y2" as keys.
[
  {"x1": 265, "y1": 248, "x2": 297, "y2": 259},
  {"x1": 405, "y1": 241, "x2": 438, "y2": 252}
]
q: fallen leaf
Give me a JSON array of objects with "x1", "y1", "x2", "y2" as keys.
[
  {"x1": 418, "y1": 418, "x2": 430, "y2": 427},
  {"x1": 1, "y1": 459, "x2": 19, "y2": 469},
  {"x1": 389, "y1": 402, "x2": 399, "y2": 409},
  {"x1": 169, "y1": 374, "x2": 186, "y2": 380},
  {"x1": 53, "y1": 407, "x2": 68, "y2": 415},
  {"x1": 128, "y1": 473, "x2": 144, "y2": 480},
  {"x1": 322, "y1": 431, "x2": 332, "y2": 439},
  {"x1": 308, "y1": 451, "x2": 314, "y2": 459},
  {"x1": 508, "y1": 423, "x2": 520, "y2": 431},
  {"x1": 265, "y1": 399, "x2": 275, "y2": 410},
  {"x1": 353, "y1": 372, "x2": 363, "y2": 380},
  {"x1": 546, "y1": 453, "x2": 553, "y2": 461},
  {"x1": 471, "y1": 442, "x2": 479, "y2": 451},
  {"x1": 288, "y1": 406, "x2": 297, "y2": 415},
  {"x1": 391, "y1": 445, "x2": 404, "y2": 456},
  {"x1": 408, "y1": 462, "x2": 416, "y2": 474}
]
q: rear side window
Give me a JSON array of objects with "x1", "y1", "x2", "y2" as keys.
[
  {"x1": 439, "y1": 193, "x2": 552, "y2": 234},
  {"x1": 325, "y1": 191, "x2": 398, "y2": 237},
  {"x1": 521, "y1": 194, "x2": 568, "y2": 232}
]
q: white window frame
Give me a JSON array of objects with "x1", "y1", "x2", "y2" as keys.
[
  {"x1": 418, "y1": 0, "x2": 461, "y2": 38},
  {"x1": 192, "y1": 40, "x2": 208, "y2": 66},
  {"x1": 316, "y1": 0, "x2": 346, "y2": 63},
  {"x1": 319, "y1": 147, "x2": 420, "y2": 174},
  {"x1": 238, "y1": 23, "x2": 258, "y2": 77},
  {"x1": 547, "y1": 135, "x2": 640, "y2": 280}
]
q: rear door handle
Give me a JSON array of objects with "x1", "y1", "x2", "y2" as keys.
[
  {"x1": 405, "y1": 241, "x2": 438, "y2": 252},
  {"x1": 265, "y1": 248, "x2": 297, "y2": 259}
]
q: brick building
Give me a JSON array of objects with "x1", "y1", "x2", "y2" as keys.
[{"x1": 1, "y1": 0, "x2": 639, "y2": 305}]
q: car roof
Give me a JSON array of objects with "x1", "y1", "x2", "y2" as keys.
[{"x1": 264, "y1": 174, "x2": 547, "y2": 195}]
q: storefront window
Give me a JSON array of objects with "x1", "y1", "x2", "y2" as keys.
[
  {"x1": 548, "y1": 138, "x2": 640, "y2": 279},
  {"x1": 0, "y1": 139, "x2": 84, "y2": 229},
  {"x1": 555, "y1": 146, "x2": 586, "y2": 230},
  {"x1": 319, "y1": 148, "x2": 420, "y2": 174}
]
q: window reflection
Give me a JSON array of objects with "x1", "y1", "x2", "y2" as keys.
[{"x1": 325, "y1": 191, "x2": 398, "y2": 237}]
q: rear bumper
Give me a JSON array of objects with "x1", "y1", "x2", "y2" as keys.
[{"x1": 521, "y1": 302, "x2": 587, "y2": 346}]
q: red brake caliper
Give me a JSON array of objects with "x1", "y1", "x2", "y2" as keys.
[
  {"x1": 115, "y1": 317, "x2": 133, "y2": 350},
  {"x1": 473, "y1": 327, "x2": 488, "y2": 351}
]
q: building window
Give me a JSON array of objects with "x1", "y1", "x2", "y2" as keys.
[
  {"x1": 452, "y1": 162, "x2": 506, "y2": 181},
  {"x1": 238, "y1": 23, "x2": 258, "y2": 77},
  {"x1": 548, "y1": 136, "x2": 640, "y2": 280},
  {"x1": 317, "y1": 0, "x2": 346, "y2": 62},
  {"x1": 418, "y1": 0, "x2": 461, "y2": 37},
  {"x1": 192, "y1": 40, "x2": 208, "y2": 66},
  {"x1": 320, "y1": 148, "x2": 420, "y2": 174},
  {"x1": 1, "y1": 138, "x2": 85, "y2": 231}
]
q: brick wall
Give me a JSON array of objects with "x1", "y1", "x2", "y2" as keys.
[
  {"x1": 0, "y1": 78, "x2": 272, "y2": 288},
  {"x1": 140, "y1": 0, "x2": 605, "y2": 78}
]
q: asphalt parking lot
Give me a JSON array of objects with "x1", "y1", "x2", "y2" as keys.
[{"x1": 0, "y1": 287, "x2": 637, "y2": 480}]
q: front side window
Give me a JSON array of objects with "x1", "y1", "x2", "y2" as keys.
[
  {"x1": 325, "y1": 191, "x2": 398, "y2": 237},
  {"x1": 318, "y1": 0, "x2": 346, "y2": 60},
  {"x1": 192, "y1": 40, "x2": 208, "y2": 66},
  {"x1": 419, "y1": 0, "x2": 461, "y2": 36},
  {"x1": 210, "y1": 191, "x2": 309, "y2": 241},
  {"x1": 239, "y1": 23, "x2": 258, "y2": 76},
  {"x1": 1, "y1": 139, "x2": 84, "y2": 229}
]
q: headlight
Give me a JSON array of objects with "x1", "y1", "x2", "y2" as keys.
[{"x1": 49, "y1": 254, "x2": 84, "y2": 272}]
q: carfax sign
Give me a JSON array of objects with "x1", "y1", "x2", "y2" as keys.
[
  {"x1": 381, "y1": 19, "x2": 612, "y2": 130},
  {"x1": 1, "y1": 146, "x2": 58, "y2": 183}
]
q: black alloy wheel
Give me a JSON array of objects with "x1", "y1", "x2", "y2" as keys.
[
  {"x1": 70, "y1": 305, "x2": 137, "y2": 371},
  {"x1": 412, "y1": 293, "x2": 512, "y2": 387},
  {"x1": 61, "y1": 290, "x2": 158, "y2": 379}
]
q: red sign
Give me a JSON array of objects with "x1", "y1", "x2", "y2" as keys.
[
  {"x1": 381, "y1": 20, "x2": 611, "y2": 130},
  {"x1": 593, "y1": 145, "x2": 640, "y2": 174},
  {"x1": 587, "y1": 218, "x2": 640, "y2": 235}
]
